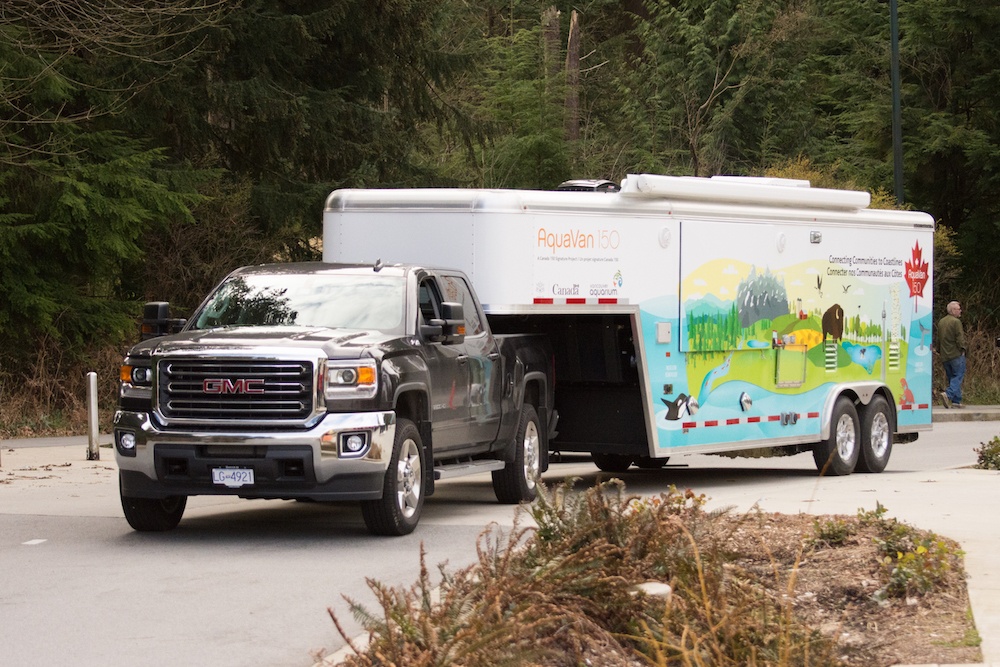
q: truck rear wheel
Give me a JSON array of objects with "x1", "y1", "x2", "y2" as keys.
[
  {"x1": 592, "y1": 453, "x2": 633, "y2": 473},
  {"x1": 120, "y1": 473, "x2": 186, "y2": 531},
  {"x1": 856, "y1": 395, "x2": 893, "y2": 473},
  {"x1": 812, "y1": 397, "x2": 860, "y2": 476},
  {"x1": 361, "y1": 418, "x2": 425, "y2": 536},
  {"x1": 493, "y1": 404, "x2": 542, "y2": 504}
]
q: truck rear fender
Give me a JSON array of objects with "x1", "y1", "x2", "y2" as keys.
[{"x1": 498, "y1": 373, "x2": 550, "y2": 471}]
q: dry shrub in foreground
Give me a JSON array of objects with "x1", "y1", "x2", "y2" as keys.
[{"x1": 328, "y1": 480, "x2": 843, "y2": 667}]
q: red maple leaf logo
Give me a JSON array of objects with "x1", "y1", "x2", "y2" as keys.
[
  {"x1": 905, "y1": 242, "x2": 929, "y2": 305},
  {"x1": 905, "y1": 243, "x2": 928, "y2": 297}
]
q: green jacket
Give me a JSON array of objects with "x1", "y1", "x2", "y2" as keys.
[{"x1": 937, "y1": 314, "x2": 966, "y2": 363}]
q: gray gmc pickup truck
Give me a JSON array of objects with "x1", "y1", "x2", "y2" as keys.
[{"x1": 114, "y1": 262, "x2": 556, "y2": 535}]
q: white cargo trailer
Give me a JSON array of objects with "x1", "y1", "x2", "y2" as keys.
[{"x1": 323, "y1": 174, "x2": 935, "y2": 475}]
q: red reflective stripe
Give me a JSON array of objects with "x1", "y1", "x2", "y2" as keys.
[
  {"x1": 533, "y1": 298, "x2": 554, "y2": 304},
  {"x1": 682, "y1": 422, "x2": 696, "y2": 428},
  {"x1": 566, "y1": 298, "x2": 586, "y2": 304},
  {"x1": 768, "y1": 415, "x2": 781, "y2": 422},
  {"x1": 726, "y1": 418, "x2": 740, "y2": 425},
  {"x1": 598, "y1": 298, "x2": 618, "y2": 304},
  {"x1": 807, "y1": 412, "x2": 819, "y2": 419},
  {"x1": 704, "y1": 420, "x2": 719, "y2": 427},
  {"x1": 747, "y1": 416, "x2": 761, "y2": 423}
]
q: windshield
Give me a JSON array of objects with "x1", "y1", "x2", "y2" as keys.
[{"x1": 190, "y1": 273, "x2": 405, "y2": 333}]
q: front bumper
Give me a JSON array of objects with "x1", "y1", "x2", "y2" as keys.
[{"x1": 114, "y1": 410, "x2": 395, "y2": 501}]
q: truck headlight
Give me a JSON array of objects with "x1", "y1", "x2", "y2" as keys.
[
  {"x1": 325, "y1": 360, "x2": 378, "y2": 399},
  {"x1": 120, "y1": 364, "x2": 152, "y2": 386}
]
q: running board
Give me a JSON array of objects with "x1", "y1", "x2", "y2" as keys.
[{"x1": 434, "y1": 460, "x2": 506, "y2": 480}]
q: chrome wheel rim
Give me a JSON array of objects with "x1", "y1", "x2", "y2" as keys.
[
  {"x1": 523, "y1": 421, "x2": 540, "y2": 491},
  {"x1": 396, "y1": 437, "x2": 422, "y2": 519},
  {"x1": 836, "y1": 413, "x2": 857, "y2": 461},
  {"x1": 870, "y1": 412, "x2": 890, "y2": 459}
]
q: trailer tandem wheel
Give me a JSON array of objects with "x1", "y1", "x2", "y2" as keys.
[
  {"x1": 812, "y1": 396, "x2": 860, "y2": 476},
  {"x1": 856, "y1": 394, "x2": 893, "y2": 473},
  {"x1": 592, "y1": 453, "x2": 633, "y2": 473}
]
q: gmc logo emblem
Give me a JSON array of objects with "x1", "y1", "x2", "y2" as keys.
[{"x1": 202, "y1": 378, "x2": 266, "y2": 394}]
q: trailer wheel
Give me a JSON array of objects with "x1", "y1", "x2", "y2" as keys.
[
  {"x1": 361, "y1": 418, "x2": 424, "y2": 536},
  {"x1": 493, "y1": 404, "x2": 542, "y2": 504},
  {"x1": 635, "y1": 456, "x2": 670, "y2": 469},
  {"x1": 856, "y1": 395, "x2": 893, "y2": 473},
  {"x1": 812, "y1": 397, "x2": 860, "y2": 476},
  {"x1": 120, "y1": 474, "x2": 186, "y2": 531},
  {"x1": 592, "y1": 453, "x2": 633, "y2": 473}
]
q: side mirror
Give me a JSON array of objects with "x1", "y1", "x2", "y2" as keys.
[
  {"x1": 418, "y1": 303, "x2": 466, "y2": 344},
  {"x1": 141, "y1": 302, "x2": 186, "y2": 340},
  {"x1": 439, "y1": 302, "x2": 466, "y2": 345}
]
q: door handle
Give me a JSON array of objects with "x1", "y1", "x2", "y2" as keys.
[{"x1": 457, "y1": 355, "x2": 469, "y2": 364}]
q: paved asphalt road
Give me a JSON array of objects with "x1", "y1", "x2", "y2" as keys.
[{"x1": 2, "y1": 418, "x2": 999, "y2": 666}]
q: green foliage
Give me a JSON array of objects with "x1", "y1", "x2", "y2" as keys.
[
  {"x1": 877, "y1": 539, "x2": 957, "y2": 600},
  {"x1": 855, "y1": 502, "x2": 965, "y2": 600},
  {"x1": 974, "y1": 436, "x2": 1000, "y2": 471},
  {"x1": 811, "y1": 516, "x2": 855, "y2": 547},
  {"x1": 8, "y1": 0, "x2": 1000, "y2": 424}
]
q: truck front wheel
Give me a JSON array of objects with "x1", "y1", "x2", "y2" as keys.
[
  {"x1": 361, "y1": 418, "x2": 425, "y2": 536},
  {"x1": 493, "y1": 404, "x2": 542, "y2": 504},
  {"x1": 120, "y1": 474, "x2": 186, "y2": 531},
  {"x1": 812, "y1": 397, "x2": 860, "y2": 476}
]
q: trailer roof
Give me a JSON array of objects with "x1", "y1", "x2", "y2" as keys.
[{"x1": 324, "y1": 174, "x2": 934, "y2": 227}]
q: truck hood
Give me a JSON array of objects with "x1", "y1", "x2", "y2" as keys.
[{"x1": 131, "y1": 326, "x2": 399, "y2": 359}]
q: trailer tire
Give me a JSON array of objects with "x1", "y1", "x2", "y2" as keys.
[
  {"x1": 120, "y1": 474, "x2": 186, "y2": 531},
  {"x1": 592, "y1": 453, "x2": 633, "y2": 473},
  {"x1": 813, "y1": 397, "x2": 860, "y2": 476},
  {"x1": 856, "y1": 395, "x2": 893, "y2": 473},
  {"x1": 361, "y1": 418, "x2": 424, "y2": 536},
  {"x1": 493, "y1": 404, "x2": 542, "y2": 504},
  {"x1": 635, "y1": 456, "x2": 670, "y2": 469}
]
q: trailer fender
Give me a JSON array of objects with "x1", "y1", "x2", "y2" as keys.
[{"x1": 818, "y1": 382, "x2": 895, "y2": 442}]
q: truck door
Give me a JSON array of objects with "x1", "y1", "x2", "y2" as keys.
[
  {"x1": 418, "y1": 277, "x2": 476, "y2": 452},
  {"x1": 437, "y1": 274, "x2": 503, "y2": 447}
]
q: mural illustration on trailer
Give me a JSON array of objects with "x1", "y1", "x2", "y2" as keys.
[{"x1": 640, "y1": 237, "x2": 932, "y2": 449}]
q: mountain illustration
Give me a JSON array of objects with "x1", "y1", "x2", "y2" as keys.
[{"x1": 684, "y1": 292, "x2": 732, "y2": 318}]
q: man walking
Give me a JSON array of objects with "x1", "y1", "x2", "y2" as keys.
[{"x1": 938, "y1": 301, "x2": 966, "y2": 408}]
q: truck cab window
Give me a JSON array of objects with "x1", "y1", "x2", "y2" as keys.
[
  {"x1": 439, "y1": 275, "x2": 484, "y2": 336},
  {"x1": 418, "y1": 280, "x2": 442, "y2": 323}
]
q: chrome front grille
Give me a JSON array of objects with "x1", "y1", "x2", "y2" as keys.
[{"x1": 157, "y1": 359, "x2": 314, "y2": 422}]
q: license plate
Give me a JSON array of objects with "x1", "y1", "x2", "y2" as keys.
[{"x1": 212, "y1": 467, "x2": 254, "y2": 488}]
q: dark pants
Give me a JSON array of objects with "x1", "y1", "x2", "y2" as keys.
[{"x1": 944, "y1": 353, "x2": 966, "y2": 405}]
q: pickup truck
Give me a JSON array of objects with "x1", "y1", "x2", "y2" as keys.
[{"x1": 113, "y1": 262, "x2": 556, "y2": 535}]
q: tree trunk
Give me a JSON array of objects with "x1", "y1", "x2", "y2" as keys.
[
  {"x1": 542, "y1": 6, "x2": 561, "y2": 90},
  {"x1": 564, "y1": 10, "x2": 580, "y2": 142}
]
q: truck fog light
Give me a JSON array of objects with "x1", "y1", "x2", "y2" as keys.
[
  {"x1": 116, "y1": 431, "x2": 137, "y2": 457},
  {"x1": 340, "y1": 433, "x2": 369, "y2": 457}
]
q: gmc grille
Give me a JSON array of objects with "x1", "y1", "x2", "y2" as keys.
[{"x1": 157, "y1": 359, "x2": 314, "y2": 422}]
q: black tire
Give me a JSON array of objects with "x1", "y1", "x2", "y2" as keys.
[
  {"x1": 635, "y1": 456, "x2": 670, "y2": 469},
  {"x1": 592, "y1": 452, "x2": 633, "y2": 473},
  {"x1": 856, "y1": 395, "x2": 893, "y2": 473},
  {"x1": 493, "y1": 404, "x2": 542, "y2": 504},
  {"x1": 361, "y1": 418, "x2": 425, "y2": 536},
  {"x1": 120, "y1": 473, "x2": 186, "y2": 532},
  {"x1": 812, "y1": 397, "x2": 860, "y2": 476}
]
